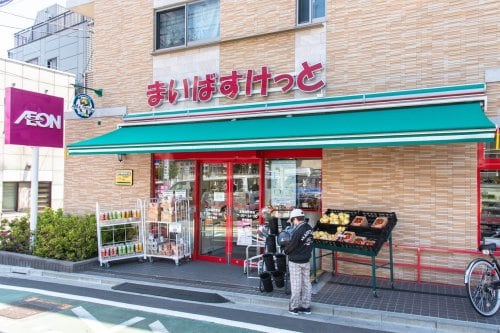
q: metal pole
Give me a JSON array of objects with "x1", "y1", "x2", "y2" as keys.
[{"x1": 30, "y1": 146, "x2": 39, "y2": 250}]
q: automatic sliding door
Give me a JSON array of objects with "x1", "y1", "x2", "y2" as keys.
[
  {"x1": 199, "y1": 163, "x2": 228, "y2": 261},
  {"x1": 230, "y1": 162, "x2": 260, "y2": 264}
]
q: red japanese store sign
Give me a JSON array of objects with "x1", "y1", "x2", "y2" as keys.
[{"x1": 147, "y1": 61, "x2": 325, "y2": 107}]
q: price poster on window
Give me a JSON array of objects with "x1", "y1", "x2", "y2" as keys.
[
  {"x1": 270, "y1": 161, "x2": 296, "y2": 206},
  {"x1": 236, "y1": 220, "x2": 253, "y2": 246},
  {"x1": 214, "y1": 192, "x2": 225, "y2": 202}
]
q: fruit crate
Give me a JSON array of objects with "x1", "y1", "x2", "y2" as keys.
[
  {"x1": 324, "y1": 208, "x2": 359, "y2": 222},
  {"x1": 347, "y1": 212, "x2": 397, "y2": 236}
]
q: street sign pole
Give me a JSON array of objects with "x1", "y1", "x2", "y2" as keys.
[{"x1": 30, "y1": 146, "x2": 39, "y2": 250}]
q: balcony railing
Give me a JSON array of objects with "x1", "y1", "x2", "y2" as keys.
[{"x1": 14, "y1": 11, "x2": 87, "y2": 48}]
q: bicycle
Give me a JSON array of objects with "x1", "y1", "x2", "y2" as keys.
[{"x1": 464, "y1": 240, "x2": 500, "y2": 316}]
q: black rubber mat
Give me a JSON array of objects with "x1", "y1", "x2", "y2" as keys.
[{"x1": 112, "y1": 282, "x2": 230, "y2": 303}]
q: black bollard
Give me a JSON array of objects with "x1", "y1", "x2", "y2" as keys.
[{"x1": 260, "y1": 272, "x2": 274, "y2": 292}]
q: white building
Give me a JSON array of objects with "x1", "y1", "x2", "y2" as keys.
[
  {"x1": 0, "y1": 57, "x2": 74, "y2": 219},
  {"x1": 7, "y1": 4, "x2": 92, "y2": 89}
]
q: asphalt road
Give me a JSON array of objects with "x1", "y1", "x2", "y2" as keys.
[{"x1": 0, "y1": 276, "x2": 389, "y2": 333}]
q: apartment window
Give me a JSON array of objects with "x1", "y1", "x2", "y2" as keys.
[
  {"x1": 2, "y1": 182, "x2": 52, "y2": 212},
  {"x1": 2, "y1": 183, "x2": 18, "y2": 211},
  {"x1": 26, "y1": 58, "x2": 39, "y2": 65},
  {"x1": 155, "y1": 0, "x2": 220, "y2": 50},
  {"x1": 47, "y1": 57, "x2": 57, "y2": 69},
  {"x1": 297, "y1": 0, "x2": 325, "y2": 25}
]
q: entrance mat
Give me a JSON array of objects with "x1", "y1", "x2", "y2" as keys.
[{"x1": 112, "y1": 282, "x2": 230, "y2": 303}]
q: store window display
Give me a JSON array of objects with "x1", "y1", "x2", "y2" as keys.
[
  {"x1": 479, "y1": 142, "x2": 500, "y2": 246},
  {"x1": 154, "y1": 160, "x2": 195, "y2": 200},
  {"x1": 264, "y1": 159, "x2": 321, "y2": 211}
]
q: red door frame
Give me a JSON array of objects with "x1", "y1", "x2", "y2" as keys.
[
  {"x1": 196, "y1": 160, "x2": 231, "y2": 264},
  {"x1": 152, "y1": 149, "x2": 322, "y2": 264},
  {"x1": 195, "y1": 158, "x2": 262, "y2": 265}
]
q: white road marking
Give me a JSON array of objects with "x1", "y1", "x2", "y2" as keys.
[
  {"x1": 110, "y1": 316, "x2": 146, "y2": 332},
  {"x1": 149, "y1": 320, "x2": 170, "y2": 333},
  {"x1": 0, "y1": 284, "x2": 298, "y2": 333},
  {"x1": 71, "y1": 306, "x2": 108, "y2": 332}
]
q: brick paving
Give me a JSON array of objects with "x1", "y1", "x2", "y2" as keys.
[{"x1": 83, "y1": 258, "x2": 500, "y2": 326}]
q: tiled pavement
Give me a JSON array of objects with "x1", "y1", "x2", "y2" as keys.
[{"x1": 82, "y1": 258, "x2": 500, "y2": 327}]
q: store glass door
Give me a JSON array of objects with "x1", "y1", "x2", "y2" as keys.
[
  {"x1": 231, "y1": 162, "x2": 260, "y2": 265},
  {"x1": 198, "y1": 161, "x2": 260, "y2": 264},
  {"x1": 199, "y1": 162, "x2": 228, "y2": 262}
]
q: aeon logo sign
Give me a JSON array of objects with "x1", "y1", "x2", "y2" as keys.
[
  {"x1": 4, "y1": 87, "x2": 64, "y2": 148},
  {"x1": 14, "y1": 110, "x2": 62, "y2": 129}
]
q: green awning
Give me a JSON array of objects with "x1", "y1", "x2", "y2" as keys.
[{"x1": 67, "y1": 102, "x2": 495, "y2": 155}]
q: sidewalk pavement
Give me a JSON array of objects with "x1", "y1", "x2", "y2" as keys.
[{"x1": 1, "y1": 259, "x2": 499, "y2": 333}]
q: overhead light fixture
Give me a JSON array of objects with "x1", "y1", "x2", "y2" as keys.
[{"x1": 117, "y1": 154, "x2": 125, "y2": 162}]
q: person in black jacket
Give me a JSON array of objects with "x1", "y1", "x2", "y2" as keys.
[{"x1": 284, "y1": 208, "x2": 313, "y2": 315}]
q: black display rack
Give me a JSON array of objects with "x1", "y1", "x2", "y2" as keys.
[{"x1": 312, "y1": 209, "x2": 397, "y2": 297}]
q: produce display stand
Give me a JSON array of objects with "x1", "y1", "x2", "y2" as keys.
[
  {"x1": 144, "y1": 197, "x2": 192, "y2": 265},
  {"x1": 312, "y1": 210, "x2": 397, "y2": 297},
  {"x1": 96, "y1": 200, "x2": 145, "y2": 268}
]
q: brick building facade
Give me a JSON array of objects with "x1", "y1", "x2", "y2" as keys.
[{"x1": 65, "y1": 0, "x2": 500, "y2": 285}]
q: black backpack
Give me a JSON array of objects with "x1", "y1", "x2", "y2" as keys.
[{"x1": 277, "y1": 226, "x2": 294, "y2": 246}]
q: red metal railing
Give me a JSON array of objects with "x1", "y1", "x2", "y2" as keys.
[{"x1": 332, "y1": 243, "x2": 492, "y2": 283}]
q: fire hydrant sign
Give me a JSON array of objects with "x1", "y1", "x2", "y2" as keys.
[{"x1": 4, "y1": 87, "x2": 64, "y2": 148}]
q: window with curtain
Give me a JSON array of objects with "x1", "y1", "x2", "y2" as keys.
[
  {"x1": 297, "y1": 0, "x2": 325, "y2": 25},
  {"x1": 156, "y1": 0, "x2": 220, "y2": 50}
]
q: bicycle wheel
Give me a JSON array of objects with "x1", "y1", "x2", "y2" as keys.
[{"x1": 465, "y1": 258, "x2": 500, "y2": 317}]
